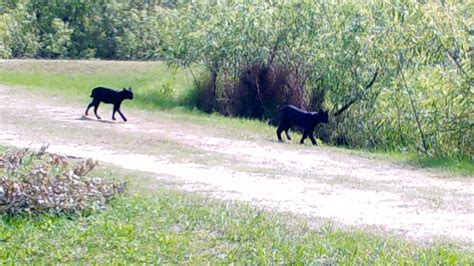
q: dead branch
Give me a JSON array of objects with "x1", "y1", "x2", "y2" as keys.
[{"x1": 333, "y1": 67, "x2": 379, "y2": 117}]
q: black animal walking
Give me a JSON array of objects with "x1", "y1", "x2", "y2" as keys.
[
  {"x1": 276, "y1": 105, "x2": 329, "y2": 145},
  {"x1": 85, "y1": 86, "x2": 134, "y2": 122}
]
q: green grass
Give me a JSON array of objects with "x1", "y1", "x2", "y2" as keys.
[
  {"x1": 0, "y1": 157, "x2": 471, "y2": 264},
  {"x1": 0, "y1": 59, "x2": 472, "y2": 175},
  {"x1": 411, "y1": 156, "x2": 474, "y2": 174},
  {"x1": 343, "y1": 148, "x2": 474, "y2": 177},
  {"x1": 0, "y1": 60, "x2": 197, "y2": 109}
]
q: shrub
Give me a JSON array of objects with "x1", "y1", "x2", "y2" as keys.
[{"x1": 0, "y1": 147, "x2": 125, "y2": 215}]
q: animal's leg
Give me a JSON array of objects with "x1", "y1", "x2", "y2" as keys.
[
  {"x1": 285, "y1": 128, "x2": 292, "y2": 140},
  {"x1": 117, "y1": 109, "x2": 128, "y2": 122},
  {"x1": 276, "y1": 125, "x2": 284, "y2": 142},
  {"x1": 85, "y1": 99, "x2": 100, "y2": 116},
  {"x1": 93, "y1": 102, "x2": 101, "y2": 120},
  {"x1": 112, "y1": 106, "x2": 117, "y2": 121},
  {"x1": 300, "y1": 130, "x2": 308, "y2": 144},
  {"x1": 85, "y1": 102, "x2": 94, "y2": 116},
  {"x1": 309, "y1": 131, "x2": 317, "y2": 145}
]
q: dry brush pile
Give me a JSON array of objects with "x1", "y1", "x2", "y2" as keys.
[{"x1": 0, "y1": 147, "x2": 125, "y2": 215}]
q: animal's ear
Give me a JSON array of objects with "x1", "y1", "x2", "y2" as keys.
[
  {"x1": 128, "y1": 87, "x2": 132, "y2": 91},
  {"x1": 122, "y1": 87, "x2": 126, "y2": 91}
]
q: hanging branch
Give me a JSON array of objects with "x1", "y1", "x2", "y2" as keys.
[
  {"x1": 396, "y1": 58, "x2": 429, "y2": 154},
  {"x1": 252, "y1": 30, "x2": 288, "y2": 117},
  {"x1": 268, "y1": 30, "x2": 286, "y2": 66},
  {"x1": 333, "y1": 67, "x2": 379, "y2": 117},
  {"x1": 446, "y1": 51, "x2": 472, "y2": 86},
  {"x1": 187, "y1": 66, "x2": 198, "y2": 85}
]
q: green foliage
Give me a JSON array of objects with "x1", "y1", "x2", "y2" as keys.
[
  {"x1": 163, "y1": 0, "x2": 473, "y2": 158},
  {"x1": 0, "y1": 0, "x2": 175, "y2": 59},
  {"x1": 40, "y1": 18, "x2": 73, "y2": 57},
  {"x1": 0, "y1": 11, "x2": 12, "y2": 58},
  {"x1": 114, "y1": 9, "x2": 164, "y2": 59},
  {"x1": 0, "y1": 0, "x2": 471, "y2": 158},
  {"x1": 0, "y1": 0, "x2": 39, "y2": 57}
]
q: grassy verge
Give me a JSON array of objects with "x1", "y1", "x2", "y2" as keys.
[
  {"x1": 0, "y1": 147, "x2": 471, "y2": 264},
  {"x1": 0, "y1": 59, "x2": 472, "y2": 175},
  {"x1": 342, "y1": 148, "x2": 474, "y2": 177},
  {"x1": 0, "y1": 59, "x2": 197, "y2": 109}
]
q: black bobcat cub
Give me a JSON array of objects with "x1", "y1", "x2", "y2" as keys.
[
  {"x1": 85, "y1": 86, "x2": 134, "y2": 122},
  {"x1": 277, "y1": 105, "x2": 329, "y2": 145}
]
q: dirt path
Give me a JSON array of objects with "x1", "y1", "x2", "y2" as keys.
[{"x1": 0, "y1": 85, "x2": 473, "y2": 246}]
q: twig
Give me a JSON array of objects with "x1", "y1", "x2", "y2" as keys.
[{"x1": 333, "y1": 67, "x2": 379, "y2": 117}]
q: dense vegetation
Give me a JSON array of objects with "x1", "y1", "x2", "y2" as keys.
[
  {"x1": 0, "y1": 0, "x2": 472, "y2": 158},
  {"x1": 0, "y1": 0, "x2": 190, "y2": 59},
  {"x1": 166, "y1": 1, "x2": 473, "y2": 158}
]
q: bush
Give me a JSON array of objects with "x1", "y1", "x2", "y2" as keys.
[
  {"x1": 0, "y1": 147, "x2": 125, "y2": 215},
  {"x1": 199, "y1": 63, "x2": 309, "y2": 124}
]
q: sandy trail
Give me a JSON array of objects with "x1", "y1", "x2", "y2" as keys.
[{"x1": 0, "y1": 85, "x2": 473, "y2": 246}]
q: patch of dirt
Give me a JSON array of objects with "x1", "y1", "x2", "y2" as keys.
[{"x1": 0, "y1": 85, "x2": 473, "y2": 246}]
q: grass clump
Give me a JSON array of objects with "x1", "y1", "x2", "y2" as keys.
[
  {"x1": 0, "y1": 147, "x2": 125, "y2": 215},
  {"x1": 342, "y1": 148, "x2": 474, "y2": 176}
]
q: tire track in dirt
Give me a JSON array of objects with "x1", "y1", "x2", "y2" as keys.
[{"x1": 0, "y1": 85, "x2": 473, "y2": 246}]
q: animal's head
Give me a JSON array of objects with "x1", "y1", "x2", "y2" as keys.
[
  {"x1": 122, "y1": 87, "x2": 134, "y2": 100},
  {"x1": 313, "y1": 109, "x2": 329, "y2": 124}
]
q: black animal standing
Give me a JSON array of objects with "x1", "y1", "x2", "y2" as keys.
[
  {"x1": 276, "y1": 104, "x2": 329, "y2": 145},
  {"x1": 85, "y1": 86, "x2": 134, "y2": 122}
]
